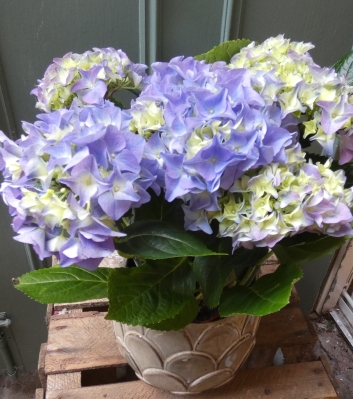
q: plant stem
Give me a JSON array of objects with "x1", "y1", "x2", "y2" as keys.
[
  {"x1": 239, "y1": 250, "x2": 274, "y2": 286},
  {"x1": 195, "y1": 293, "x2": 203, "y2": 302}
]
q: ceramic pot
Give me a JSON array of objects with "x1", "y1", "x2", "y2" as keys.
[{"x1": 113, "y1": 314, "x2": 260, "y2": 394}]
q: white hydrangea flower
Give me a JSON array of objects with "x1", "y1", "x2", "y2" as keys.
[
  {"x1": 229, "y1": 35, "x2": 353, "y2": 157},
  {"x1": 32, "y1": 48, "x2": 147, "y2": 112},
  {"x1": 215, "y1": 158, "x2": 353, "y2": 248}
]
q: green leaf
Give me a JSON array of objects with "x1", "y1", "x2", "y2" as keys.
[
  {"x1": 194, "y1": 39, "x2": 251, "y2": 64},
  {"x1": 145, "y1": 298, "x2": 199, "y2": 331},
  {"x1": 106, "y1": 257, "x2": 196, "y2": 325},
  {"x1": 273, "y1": 233, "x2": 346, "y2": 265},
  {"x1": 193, "y1": 246, "x2": 268, "y2": 309},
  {"x1": 193, "y1": 256, "x2": 235, "y2": 309},
  {"x1": 115, "y1": 220, "x2": 222, "y2": 259},
  {"x1": 13, "y1": 266, "x2": 111, "y2": 304},
  {"x1": 230, "y1": 247, "x2": 269, "y2": 280},
  {"x1": 332, "y1": 50, "x2": 353, "y2": 85},
  {"x1": 219, "y1": 264, "x2": 302, "y2": 317},
  {"x1": 109, "y1": 97, "x2": 126, "y2": 109},
  {"x1": 133, "y1": 191, "x2": 183, "y2": 223}
]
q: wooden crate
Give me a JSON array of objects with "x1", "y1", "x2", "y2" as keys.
[{"x1": 36, "y1": 294, "x2": 340, "y2": 399}]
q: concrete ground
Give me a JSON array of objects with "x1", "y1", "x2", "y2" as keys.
[
  {"x1": 312, "y1": 315, "x2": 353, "y2": 399},
  {"x1": 0, "y1": 370, "x2": 40, "y2": 399}
]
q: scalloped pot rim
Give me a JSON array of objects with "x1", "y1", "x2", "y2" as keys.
[{"x1": 113, "y1": 314, "x2": 260, "y2": 394}]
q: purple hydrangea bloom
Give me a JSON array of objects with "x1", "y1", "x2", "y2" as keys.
[
  {"x1": 0, "y1": 101, "x2": 158, "y2": 269},
  {"x1": 2, "y1": 39, "x2": 353, "y2": 268},
  {"x1": 215, "y1": 159, "x2": 353, "y2": 249},
  {"x1": 31, "y1": 48, "x2": 148, "y2": 112},
  {"x1": 128, "y1": 57, "x2": 296, "y2": 232}
]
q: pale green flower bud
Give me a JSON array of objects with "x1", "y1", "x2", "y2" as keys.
[{"x1": 130, "y1": 101, "x2": 165, "y2": 138}]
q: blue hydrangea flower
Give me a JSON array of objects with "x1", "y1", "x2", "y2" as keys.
[
  {"x1": 0, "y1": 101, "x2": 157, "y2": 269},
  {"x1": 31, "y1": 48, "x2": 148, "y2": 112},
  {"x1": 128, "y1": 56, "x2": 297, "y2": 232}
]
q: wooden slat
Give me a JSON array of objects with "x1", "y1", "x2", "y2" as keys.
[
  {"x1": 242, "y1": 346, "x2": 277, "y2": 369},
  {"x1": 319, "y1": 355, "x2": 342, "y2": 399},
  {"x1": 54, "y1": 298, "x2": 109, "y2": 311},
  {"x1": 45, "y1": 313, "x2": 125, "y2": 374},
  {"x1": 44, "y1": 305, "x2": 315, "y2": 376},
  {"x1": 244, "y1": 305, "x2": 316, "y2": 368},
  {"x1": 98, "y1": 253, "x2": 125, "y2": 268},
  {"x1": 35, "y1": 388, "x2": 44, "y2": 399},
  {"x1": 45, "y1": 361, "x2": 338, "y2": 399},
  {"x1": 287, "y1": 286, "x2": 300, "y2": 307},
  {"x1": 47, "y1": 372, "x2": 82, "y2": 391},
  {"x1": 46, "y1": 304, "x2": 54, "y2": 328},
  {"x1": 256, "y1": 306, "x2": 317, "y2": 347},
  {"x1": 282, "y1": 344, "x2": 318, "y2": 365},
  {"x1": 49, "y1": 311, "x2": 99, "y2": 321},
  {"x1": 51, "y1": 251, "x2": 124, "y2": 269},
  {"x1": 38, "y1": 343, "x2": 47, "y2": 389}
]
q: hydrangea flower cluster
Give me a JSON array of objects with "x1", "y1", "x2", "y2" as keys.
[
  {"x1": 229, "y1": 35, "x2": 353, "y2": 161},
  {"x1": 129, "y1": 56, "x2": 299, "y2": 222},
  {"x1": 1, "y1": 39, "x2": 353, "y2": 268},
  {"x1": 31, "y1": 48, "x2": 148, "y2": 112},
  {"x1": 127, "y1": 43, "x2": 353, "y2": 249},
  {"x1": 0, "y1": 100, "x2": 157, "y2": 269},
  {"x1": 214, "y1": 158, "x2": 353, "y2": 248}
]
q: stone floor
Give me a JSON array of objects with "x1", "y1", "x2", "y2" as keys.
[
  {"x1": 0, "y1": 370, "x2": 40, "y2": 399},
  {"x1": 0, "y1": 315, "x2": 352, "y2": 399},
  {"x1": 312, "y1": 315, "x2": 353, "y2": 399}
]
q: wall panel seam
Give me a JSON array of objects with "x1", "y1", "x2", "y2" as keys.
[{"x1": 220, "y1": 0, "x2": 234, "y2": 43}]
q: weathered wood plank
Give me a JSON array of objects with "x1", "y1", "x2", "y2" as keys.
[
  {"x1": 44, "y1": 305, "x2": 316, "y2": 376},
  {"x1": 319, "y1": 355, "x2": 342, "y2": 399},
  {"x1": 282, "y1": 344, "x2": 318, "y2": 365},
  {"x1": 256, "y1": 306, "x2": 317, "y2": 347},
  {"x1": 54, "y1": 298, "x2": 109, "y2": 311},
  {"x1": 45, "y1": 313, "x2": 125, "y2": 374},
  {"x1": 242, "y1": 346, "x2": 277, "y2": 369},
  {"x1": 287, "y1": 286, "x2": 300, "y2": 307},
  {"x1": 47, "y1": 372, "x2": 81, "y2": 391},
  {"x1": 38, "y1": 343, "x2": 47, "y2": 389},
  {"x1": 45, "y1": 361, "x2": 338, "y2": 399},
  {"x1": 35, "y1": 388, "x2": 44, "y2": 399},
  {"x1": 45, "y1": 304, "x2": 54, "y2": 329},
  {"x1": 49, "y1": 311, "x2": 101, "y2": 321}
]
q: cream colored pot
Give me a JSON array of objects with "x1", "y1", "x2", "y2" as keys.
[{"x1": 114, "y1": 315, "x2": 260, "y2": 395}]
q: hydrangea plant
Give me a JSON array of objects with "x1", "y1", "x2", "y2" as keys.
[{"x1": 2, "y1": 35, "x2": 353, "y2": 330}]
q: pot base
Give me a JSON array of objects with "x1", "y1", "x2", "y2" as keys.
[{"x1": 114, "y1": 315, "x2": 260, "y2": 394}]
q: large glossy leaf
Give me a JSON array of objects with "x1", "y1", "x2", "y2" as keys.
[
  {"x1": 106, "y1": 257, "x2": 196, "y2": 325},
  {"x1": 273, "y1": 233, "x2": 346, "y2": 265},
  {"x1": 13, "y1": 266, "x2": 111, "y2": 304},
  {"x1": 133, "y1": 191, "x2": 182, "y2": 224},
  {"x1": 115, "y1": 220, "x2": 222, "y2": 259},
  {"x1": 219, "y1": 264, "x2": 302, "y2": 317},
  {"x1": 145, "y1": 298, "x2": 199, "y2": 331},
  {"x1": 194, "y1": 39, "x2": 251, "y2": 64},
  {"x1": 230, "y1": 247, "x2": 269, "y2": 280},
  {"x1": 332, "y1": 49, "x2": 353, "y2": 85},
  {"x1": 193, "y1": 246, "x2": 268, "y2": 309}
]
